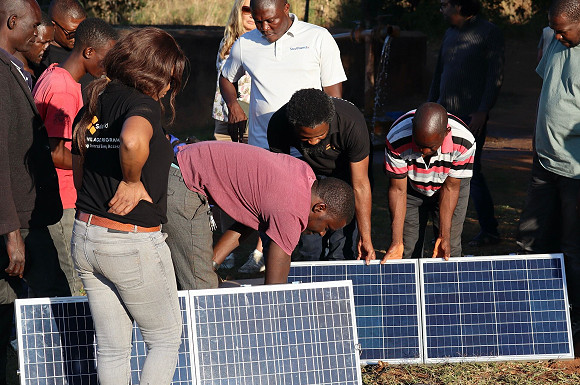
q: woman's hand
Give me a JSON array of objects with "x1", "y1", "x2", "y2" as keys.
[{"x1": 108, "y1": 180, "x2": 152, "y2": 215}]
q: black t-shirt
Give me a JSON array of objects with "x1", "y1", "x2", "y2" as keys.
[
  {"x1": 267, "y1": 97, "x2": 370, "y2": 181},
  {"x1": 40, "y1": 44, "x2": 95, "y2": 93},
  {"x1": 72, "y1": 82, "x2": 173, "y2": 227}
]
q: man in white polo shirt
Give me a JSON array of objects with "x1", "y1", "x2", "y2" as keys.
[
  {"x1": 219, "y1": 0, "x2": 346, "y2": 150},
  {"x1": 384, "y1": 103, "x2": 475, "y2": 261}
]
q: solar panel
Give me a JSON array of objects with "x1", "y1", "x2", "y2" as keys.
[
  {"x1": 189, "y1": 280, "x2": 362, "y2": 385},
  {"x1": 15, "y1": 292, "x2": 193, "y2": 385},
  {"x1": 420, "y1": 254, "x2": 574, "y2": 363},
  {"x1": 130, "y1": 295, "x2": 194, "y2": 384},
  {"x1": 288, "y1": 260, "x2": 422, "y2": 364}
]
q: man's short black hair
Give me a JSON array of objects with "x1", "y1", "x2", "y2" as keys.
[
  {"x1": 48, "y1": 0, "x2": 86, "y2": 20},
  {"x1": 449, "y1": 0, "x2": 481, "y2": 17},
  {"x1": 314, "y1": 177, "x2": 355, "y2": 223},
  {"x1": 550, "y1": 0, "x2": 580, "y2": 22},
  {"x1": 74, "y1": 18, "x2": 117, "y2": 51},
  {"x1": 40, "y1": 11, "x2": 53, "y2": 27},
  {"x1": 250, "y1": 0, "x2": 287, "y2": 10},
  {"x1": 287, "y1": 88, "x2": 335, "y2": 128}
]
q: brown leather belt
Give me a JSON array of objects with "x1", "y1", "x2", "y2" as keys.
[{"x1": 76, "y1": 211, "x2": 161, "y2": 233}]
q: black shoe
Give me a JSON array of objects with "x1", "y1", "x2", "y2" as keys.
[{"x1": 468, "y1": 231, "x2": 500, "y2": 247}]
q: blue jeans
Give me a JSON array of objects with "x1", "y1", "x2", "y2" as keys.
[{"x1": 71, "y1": 219, "x2": 182, "y2": 385}]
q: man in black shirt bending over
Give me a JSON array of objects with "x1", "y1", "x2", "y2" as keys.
[{"x1": 267, "y1": 88, "x2": 375, "y2": 264}]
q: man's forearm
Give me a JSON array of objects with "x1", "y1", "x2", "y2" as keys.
[
  {"x1": 219, "y1": 75, "x2": 240, "y2": 108},
  {"x1": 438, "y1": 178, "x2": 461, "y2": 239},
  {"x1": 264, "y1": 241, "x2": 291, "y2": 285},
  {"x1": 213, "y1": 222, "x2": 254, "y2": 265},
  {"x1": 388, "y1": 180, "x2": 407, "y2": 244},
  {"x1": 49, "y1": 138, "x2": 73, "y2": 169},
  {"x1": 353, "y1": 181, "x2": 372, "y2": 242}
]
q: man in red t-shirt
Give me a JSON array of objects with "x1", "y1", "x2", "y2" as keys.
[
  {"x1": 33, "y1": 18, "x2": 117, "y2": 296},
  {"x1": 177, "y1": 141, "x2": 355, "y2": 284}
]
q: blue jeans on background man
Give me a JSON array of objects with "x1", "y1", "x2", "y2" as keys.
[{"x1": 71, "y1": 219, "x2": 182, "y2": 385}]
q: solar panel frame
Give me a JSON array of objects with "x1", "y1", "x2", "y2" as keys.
[
  {"x1": 288, "y1": 260, "x2": 423, "y2": 365},
  {"x1": 129, "y1": 294, "x2": 195, "y2": 384},
  {"x1": 189, "y1": 280, "x2": 363, "y2": 385},
  {"x1": 15, "y1": 292, "x2": 194, "y2": 385},
  {"x1": 15, "y1": 296, "x2": 98, "y2": 385},
  {"x1": 419, "y1": 254, "x2": 574, "y2": 364}
]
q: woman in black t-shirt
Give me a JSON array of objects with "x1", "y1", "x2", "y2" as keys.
[{"x1": 71, "y1": 28, "x2": 187, "y2": 385}]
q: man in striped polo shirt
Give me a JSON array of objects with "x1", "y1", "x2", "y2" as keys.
[{"x1": 384, "y1": 103, "x2": 475, "y2": 261}]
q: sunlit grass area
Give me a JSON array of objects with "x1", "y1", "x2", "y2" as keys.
[{"x1": 130, "y1": 0, "x2": 342, "y2": 27}]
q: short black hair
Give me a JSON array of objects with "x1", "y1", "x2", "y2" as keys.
[
  {"x1": 314, "y1": 177, "x2": 355, "y2": 223},
  {"x1": 48, "y1": 0, "x2": 86, "y2": 20},
  {"x1": 250, "y1": 0, "x2": 287, "y2": 10},
  {"x1": 550, "y1": 0, "x2": 580, "y2": 22},
  {"x1": 74, "y1": 18, "x2": 118, "y2": 51},
  {"x1": 40, "y1": 11, "x2": 53, "y2": 27},
  {"x1": 286, "y1": 88, "x2": 335, "y2": 128},
  {"x1": 449, "y1": 0, "x2": 481, "y2": 17}
]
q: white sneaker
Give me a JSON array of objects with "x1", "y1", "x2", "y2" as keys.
[
  {"x1": 218, "y1": 253, "x2": 236, "y2": 270},
  {"x1": 238, "y1": 250, "x2": 265, "y2": 273}
]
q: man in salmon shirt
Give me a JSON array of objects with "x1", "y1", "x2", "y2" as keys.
[{"x1": 176, "y1": 141, "x2": 355, "y2": 285}]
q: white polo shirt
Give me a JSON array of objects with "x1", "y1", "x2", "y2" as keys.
[{"x1": 221, "y1": 14, "x2": 347, "y2": 149}]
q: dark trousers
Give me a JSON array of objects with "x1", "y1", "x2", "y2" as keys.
[
  {"x1": 0, "y1": 304, "x2": 13, "y2": 385},
  {"x1": 517, "y1": 155, "x2": 580, "y2": 308},
  {"x1": 293, "y1": 219, "x2": 358, "y2": 261},
  {"x1": 463, "y1": 119, "x2": 499, "y2": 236},
  {"x1": 1, "y1": 227, "x2": 71, "y2": 299},
  {"x1": 1, "y1": 227, "x2": 70, "y2": 385},
  {"x1": 403, "y1": 178, "x2": 471, "y2": 258}
]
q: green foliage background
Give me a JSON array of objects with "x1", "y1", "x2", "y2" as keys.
[{"x1": 38, "y1": 0, "x2": 553, "y2": 32}]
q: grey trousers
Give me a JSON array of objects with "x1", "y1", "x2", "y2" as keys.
[
  {"x1": 403, "y1": 178, "x2": 471, "y2": 258},
  {"x1": 165, "y1": 167, "x2": 218, "y2": 290},
  {"x1": 48, "y1": 208, "x2": 84, "y2": 296}
]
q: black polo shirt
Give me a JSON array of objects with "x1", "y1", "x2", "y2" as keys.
[{"x1": 267, "y1": 97, "x2": 370, "y2": 182}]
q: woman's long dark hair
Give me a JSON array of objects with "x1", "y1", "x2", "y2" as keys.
[{"x1": 74, "y1": 27, "x2": 188, "y2": 156}]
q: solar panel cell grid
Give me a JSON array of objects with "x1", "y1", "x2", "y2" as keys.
[
  {"x1": 421, "y1": 255, "x2": 573, "y2": 363},
  {"x1": 190, "y1": 281, "x2": 361, "y2": 385},
  {"x1": 17, "y1": 299, "x2": 98, "y2": 385},
  {"x1": 288, "y1": 260, "x2": 422, "y2": 364},
  {"x1": 130, "y1": 295, "x2": 193, "y2": 385}
]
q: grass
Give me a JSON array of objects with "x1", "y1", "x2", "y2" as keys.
[
  {"x1": 128, "y1": 0, "x2": 343, "y2": 27},
  {"x1": 362, "y1": 360, "x2": 580, "y2": 384}
]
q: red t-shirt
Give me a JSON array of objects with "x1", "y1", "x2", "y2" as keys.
[
  {"x1": 33, "y1": 64, "x2": 83, "y2": 209},
  {"x1": 177, "y1": 142, "x2": 316, "y2": 255}
]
